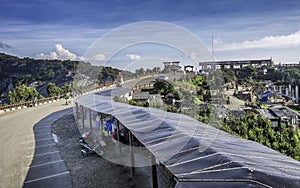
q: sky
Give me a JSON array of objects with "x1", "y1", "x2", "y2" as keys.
[{"x1": 1, "y1": 0, "x2": 300, "y2": 70}]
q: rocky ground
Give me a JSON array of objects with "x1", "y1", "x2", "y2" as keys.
[{"x1": 51, "y1": 114, "x2": 171, "y2": 188}]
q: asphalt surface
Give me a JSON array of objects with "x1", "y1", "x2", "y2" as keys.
[
  {"x1": 224, "y1": 89, "x2": 246, "y2": 109},
  {"x1": 23, "y1": 108, "x2": 73, "y2": 188},
  {"x1": 0, "y1": 101, "x2": 72, "y2": 188},
  {"x1": 0, "y1": 74, "x2": 178, "y2": 188},
  {"x1": 123, "y1": 73, "x2": 183, "y2": 88}
]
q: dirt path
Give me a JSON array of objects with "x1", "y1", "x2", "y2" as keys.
[
  {"x1": 51, "y1": 82, "x2": 175, "y2": 187},
  {"x1": 52, "y1": 114, "x2": 153, "y2": 188}
]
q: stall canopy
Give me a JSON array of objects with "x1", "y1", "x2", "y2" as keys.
[{"x1": 76, "y1": 88, "x2": 300, "y2": 188}]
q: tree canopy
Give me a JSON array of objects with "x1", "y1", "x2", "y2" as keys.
[
  {"x1": 222, "y1": 113, "x2": 300, "y2": 161},
  {"x1": 46, "y1": 82, "x2": 63, "y2": 97},
  {"x1": 8, "y1": 84, "x2": 39, "y2": 104}
]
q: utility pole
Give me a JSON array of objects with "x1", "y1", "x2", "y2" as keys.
[{"x1": 212, "y1": 36, "x2": 215, "y2": 61}]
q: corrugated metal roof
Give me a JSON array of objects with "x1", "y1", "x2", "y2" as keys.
[
  {"x1": 269, "y1": 106, "x2": 300, "y2": 118},
  {"x1": 75, "y1": 88, "x2": 300, "y2": 188},
  {"x1": 256, "y1": 109, "x2": 279, "y2": 120},
  {"x1": 132, "y1": 92, "x2": 150, "y2": 100}
]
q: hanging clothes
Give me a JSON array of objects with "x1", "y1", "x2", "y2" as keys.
[{"x1": 103, "y1": 128, "x2": 108, "y2": 137}]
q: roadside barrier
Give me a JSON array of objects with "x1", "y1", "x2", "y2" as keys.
[{"x1": 0, "y1": 81, "x2": 114, "y2": 114}]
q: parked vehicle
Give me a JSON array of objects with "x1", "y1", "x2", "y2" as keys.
[
  {"x1": 156, "y1": 76, "x2": 168, "y2": 81},
  {"x1": 79, "y1": 137, "x2": 96, "y2": 157}
]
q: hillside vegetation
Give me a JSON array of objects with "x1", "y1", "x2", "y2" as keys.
[{"x1": 0, "y1": 53, "x2": 131, "y2": 103}]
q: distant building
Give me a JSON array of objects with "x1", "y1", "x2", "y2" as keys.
[
  {"x1": 255, "y1": 109, "x2": 280, "y2": 128},
  {"x1": 184, "y1": 65, "x2": 194, "y2": 72},
  {"x1": 234, "y1": 90, "x2": 252, "y2": 102},
  {"x1": 278, "y1": 62, "x2": 300, "y2": 69},
  {"x1": 162, "y1": 61, "x2": 181, "y2": 73},
  {"x1": 258, "y1": 106, "x2": 300, "y2": 131},
  {"x1": 229, "y1": 109, "x2": 245, "y2": 118},
  {"x1": 132, "y1": 92, "x2": 150, "y2": 102},
  {"x1": 199, "y1": 58, "x2": 273, "y2": 70},
  {"x1": 269, "y1": 106, "x2": 300, "y2": 131}
]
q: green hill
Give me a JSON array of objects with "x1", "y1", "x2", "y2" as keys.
[{"x1": 0, "y1": 53, "x2": 132, "y2": 104}]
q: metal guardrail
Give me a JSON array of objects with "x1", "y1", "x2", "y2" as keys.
[
  {"x1": 0, "y1": 81, "x2": 113, "y2": 112},
  {"x1": 0, "y1": 96, "x2": 63, "y2": 110}
]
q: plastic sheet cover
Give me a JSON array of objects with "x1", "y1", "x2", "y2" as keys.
[{"x1": 76, "y1": 88, "x2": 300, "y2": 188}]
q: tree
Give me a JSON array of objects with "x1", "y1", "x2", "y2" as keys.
[
  {"x1": 145, "y1": 68, "x2": 152, "y2": 74},
  {"x1": 152, "y1": 67, "x2": 161, "y2": 73},
  {"x1": 46, "y1": 82, "x2": 62, "y2": 97},
  {"x1": 238, "y1": 65, "x2": 256, "y2": 80},
  {"x1": 61, "y1": 83, "x2": 72, "y2": 94},
  {"x1": 46, "y1": 69, "x2": 55, "y2": 79},
  {"x1": 8, "y1": 84, "x2": 39, "y2": 104},
  {"x1": 192, "y1": 76, "x2": 204, "y2": 87},
  {"x1": 135, "y1": 68, "x2": 145, "y2": 75},
  {"x1": 221, "y1": 113, "x2": 300, "y2": 161},
  {"x1": 98, "y1": 67, "x2": 119, "y2": 83},
  {"x1": 153, "y1": 80, "x2": 179, "y2": 101}
]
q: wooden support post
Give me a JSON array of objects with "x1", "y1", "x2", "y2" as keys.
[
  {"x1": 116, "y1": 120, "x2": 120, "y2": 142},
  {"x1": 89, "y1": 109, "x2": 93, "y2": 133},
  {"x1": 100, "y1": 113, "x2": 103, "y2": 129},
  {"x1": 75, "y1": 102, "x2": 79, "y2": 125},
  {"x1": 81, "y1": 106, "x2": 85, "y2": 128},
  {"x1": 99, "y1": 113, "x2": 103, "y2": 140},
  {"x1": 129, "y1": 131, "x2": 135, "y2": 176},
  {"x1": 151, "y1": 154, "x2": 158, "y2": 188},
  {"x1": 116, "y1": 119, "x2": 121, "y2": 155}
]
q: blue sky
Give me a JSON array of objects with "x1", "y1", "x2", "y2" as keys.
[{"x1": 1, "y1": 0, "x2": 300, "y2": 69}]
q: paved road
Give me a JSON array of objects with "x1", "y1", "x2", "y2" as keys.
[
  {"x1": 124, "y1": 76, "x2": 156, "y2": 88},
  {"x1": 0, "y1": 101, "x2": 72, "y2": 188},
  {"x1": 0, "y1": 78, "x2": 145, "y2": 188},
  {"x1": 0, "y1": 74, "x2": 181, "y2": 188},
  {"x1": 224, "y1": 89, "x2": 246, "y2": 109},
  {"x1": 123, "y1": 73, "x2": 185, "y2": 89},
  {"x1": 23, "y1": 108, "x2": 73, "y2": 188}
]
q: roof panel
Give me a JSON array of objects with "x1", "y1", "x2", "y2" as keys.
[{"x1": 75, "y1": 88, "x2": 300, "y2": 187}]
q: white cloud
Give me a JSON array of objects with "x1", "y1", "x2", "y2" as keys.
[
  {"x1": 36, "y1": 44, "x2": 106, "y2": 62},
  {"x1": 36, "y1": 44, "x2": 78, "y2": 60},
  {"x1": 216, "y1": 30, "x2": 300, "y2": 51},
  {"x1": 55, "y1": 44, "x2": 77, "y2": 60},
  {"x1": 91, "y1": 53, "x2": 106, "y2": 61},
  {"x1": 126, "y1": 53, "x2": 141, "y2": 60}
]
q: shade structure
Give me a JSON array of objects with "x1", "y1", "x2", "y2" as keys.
[{"x1": 75, "y1": 88, "x2": 300, "y2": 188}]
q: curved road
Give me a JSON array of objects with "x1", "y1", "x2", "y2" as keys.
[
  {"x1": 0, "y1": 101, "x2": 72, "y2": 188},
  {"x1": 0, "y1": 75, "x2": 155, "y2": 188},
  {"x1": 0, "y1": 74, "x2": 173, "y2": 188}
]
